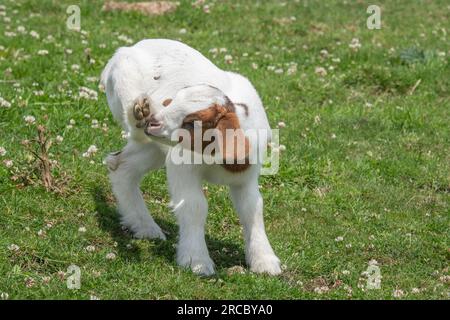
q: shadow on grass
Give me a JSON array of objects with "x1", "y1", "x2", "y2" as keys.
[{"x1": 92, "y1": 186, "x2": 246, "y2": 270}]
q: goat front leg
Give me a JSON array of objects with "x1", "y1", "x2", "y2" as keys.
[
  {"x1": 230, "y1": 180, "x2": 281, "y2": 275},
  {"x1": 106, "y1": 140, "x2": 166, "y2": 240},
  {"x1": 166, "y1": 159, "x2": 214, "y2": 275}
]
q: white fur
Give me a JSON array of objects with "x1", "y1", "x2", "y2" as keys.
[{"x1": 101, "y1": 39, "x2": 280, "y2": 275}]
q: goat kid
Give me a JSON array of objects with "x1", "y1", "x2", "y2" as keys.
[{"x1": 101, "y1": 39, "x2": 281, "y2": 275}]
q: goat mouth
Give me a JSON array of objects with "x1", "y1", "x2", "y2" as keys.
[{"x1": 144, "y1": 122, "x2": 163, "y2": 136}]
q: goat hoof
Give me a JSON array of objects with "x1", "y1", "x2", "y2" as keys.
[
  {"x1": 249, "y1": 254, "x2": 282, "y2": 275},
  {"x1": 177, "y1": 254, "x2": 215, "y2": 276},
  {"x1": 133, "y1": 97, "x2": 152, "y2": 128}
]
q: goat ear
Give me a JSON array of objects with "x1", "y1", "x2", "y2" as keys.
[{"x1": 215, "y1": 112, "x2": 250, "y2": 163}]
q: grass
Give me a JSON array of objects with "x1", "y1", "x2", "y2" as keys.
[{"x1": 0, "y1": 0, "x2": 449, "y2": 299}]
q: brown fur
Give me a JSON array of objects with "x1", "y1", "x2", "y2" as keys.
[
  {"x1": 162, "y1": 98, "x2": 172, "y2": 107},
  {"x1": 180, "y1": 103, "x2": 250, "y2": 172}
]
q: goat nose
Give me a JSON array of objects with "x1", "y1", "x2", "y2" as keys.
[{"x1": 147, "y1": 114, "x2": 160, "y2": 126}]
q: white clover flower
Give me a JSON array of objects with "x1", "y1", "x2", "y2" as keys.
[
  {"x1": 90, "y1": 295, "x2": 100, "y2": 300},
  {"x1": 335, "y1": 236, "x2": 344, "y2": 242},
  {"x1": 5, "y1": 31, "x2": 17, "y2": 37},
  {"x1": 25, "y1": 277, "x2": 36, "y2": 288},
  {"x1": 315, "y1": 66, "x2": 327, "y2": 77},
  {"x1": 85, "y1": 245, "x2": 96, "y2": 252},
  {"x1": 78, "y1": 226, "x2": 87, "y2": 233},
  {"x1": 105, "y1": 252, "x2": 116, "y2": 260},
  {"x1": 37, "y1": 229, "x2": 46, "y2": 237},
  {"x1": 8, "y1": 243, "x2": 20, "y2": 251},
  {"x1": 87, "y1": 145, "x2": 98, "y2": 154},
  {"x1": 0, "y1": 292, "x2": 9, "y2": 300},
  {"x1": 278, "y1": 145, "x2": 286, "y2": 152},
  {"x1": 56, "y1": 135, "x2": 64, "y2": 143},
  {"x1": 79, "y1": 86, "x2": 98, "y2": 100},
  {"x1": 349, "y1": 38, "x2": 362, "y2": 52},
  {"x1": 274, "y1": 68, "x2": 283, "y2": 74},
  {"x1": 286, "y1": 64, "x2": 297, "y2": 75},
  {"x1": 91, "y1": 119, "x2": 99, "y2": 128},
  {"x1": 277, "y1": 121, "x2": 286, "y2": 128},
  {"x1": 117, "y1": 34, "x2": 133, "y2": 44},
  {"x1": 29, "y1": 30, "x2": 40, "y2": 39},
  {"x1": 342, "y1": 270, "x2": 350, "y2": 275},
  {"x1": 82, "y1": 145, "x2": 98, "y2": 158},
  {"x1": 314, "y1": 115, "x2": 321, "y2": 125},
  {"x1": 393, "y1": 289, "x2": 405, "y2": 298},
  {"x1": 314, "y1": 286, "x2": 329, "y2": 294},
  {"x1": 71, "y1": 64, "x2": 80, "y2": 71},
  {"x1": 224, "y1": 54, "x2": 233, "y2": 63},
  {"x1": 0, "y1": 147, "x2": 6, "y2": 156},
  {"x1": 179, "y1": 28, "x2": 187, "y2": 34},
  {"x1": 37, "y1": 49, "x2": 48, "y2": 56},
  {"x1": 0, "y1": 96, "x2": 11, "y2": 108},
  {"x1": 23, "y1": 115, "x2": 36, "y2": 125},
  {"x1": 320, "y1": 49, "x2": 329, "y2": 58}
]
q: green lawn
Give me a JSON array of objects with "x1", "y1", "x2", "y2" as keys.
[{"x1": 0, "y1": 0, "x2": 449, "y2": 299}]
